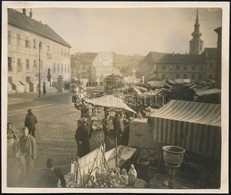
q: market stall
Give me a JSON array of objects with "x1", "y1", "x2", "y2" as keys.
[{"x1": 147, "y1": 100, "x2": 221, "y2": 158}]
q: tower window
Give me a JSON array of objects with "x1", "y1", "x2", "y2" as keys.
[{"x1": 183, "y1": 74, "x2": 187, "y2": 79}]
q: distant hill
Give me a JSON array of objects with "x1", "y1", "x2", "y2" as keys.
[{"x1": 113, "y1": 53, "x2": 144, "y2": 76}]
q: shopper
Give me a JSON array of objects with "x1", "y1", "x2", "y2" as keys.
[
  {"x1": 24, "y1": 108, "x2": 38, "y2": 137},
  {"x1": 19, "y1": 127, "x2": 37, "y2": 179},
  {"x1": 75, "y1": 118, "x2": 91, "y2": 158}
]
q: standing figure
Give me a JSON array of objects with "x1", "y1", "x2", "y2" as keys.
[
  {"x1": 43, "y1": 82, "x2": 46, "y2": 96},
  {"x1": 128, "y1": 164, "x2": 137, "y2": 186},
  {"x1": 113, "y1": 113, "x2": 124, "y2": 145},
  {"x1": 102, "y1": 113, "x2": 110, "y2": 142},
  {"x1": 75, "y1": 118, "x2": 91, "y2": 158},
  {"x1": 7, "y1": 122, "x2": 19, "y2": 142},
  {"x1": 19, "y1": 127, "x2": 37, "y2": 180},
  {"x1": 24, "y1": 108, "x2": 38, "y2": 137},
  {"x1": 39, "y1": 158, "x2": 66, "y2": 187}
]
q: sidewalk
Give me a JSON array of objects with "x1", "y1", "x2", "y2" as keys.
[{"x1": 8, "y1": 91, "x2": 70, "y2": 105}]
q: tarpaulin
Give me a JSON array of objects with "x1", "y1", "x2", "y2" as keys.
[{"x1": 148, "y1": 100, "x2": 221, "y2": 158}]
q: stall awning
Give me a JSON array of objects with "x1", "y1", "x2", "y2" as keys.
[
  {"x1": 85, "y1": 95, "x2": 136, "y2": 113},
  {"x1": 148, "y1": 100, "x2": 221, "y2": 158},
  {"x1": 195, "y1": 88, "x2": 221, "y2": 96}
]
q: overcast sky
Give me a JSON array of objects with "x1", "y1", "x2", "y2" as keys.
[{"x1": 14, "y1": 5, "x2": 222, "y2": 56}]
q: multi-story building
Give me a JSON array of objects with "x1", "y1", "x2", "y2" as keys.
[
  {"x1": 8, "y1": 8, "x2": 71, "y2": 93},
  {"x1": 71, "y1": 52, "x2": 97, "y2": 81},
  {"x1": 71, "y1": 52, "x2": 114, "y2": 85},
  {"x1": 137, "y1": 10, "x2": 218, "y2": 83}
]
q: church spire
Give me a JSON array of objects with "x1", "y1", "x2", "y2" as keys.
[{"x1": 189, "y1": 9, "x2": 204, "y2": 55}]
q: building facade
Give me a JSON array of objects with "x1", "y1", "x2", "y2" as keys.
[
  {"x1": 137, "y1": 10, "x2": 218, "y2": 83},
  {"x1": 8, "y1": 8, "x2": 71, "y2": 93}
]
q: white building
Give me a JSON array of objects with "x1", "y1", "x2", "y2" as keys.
[{"x1": 8, "y1": 8, "x2": 71, "y2": 93}]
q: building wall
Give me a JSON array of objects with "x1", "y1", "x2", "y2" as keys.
[
  {"x1": 8, "y1": 24, "x2": 71, "y2": 92},
  {"x1": 92, "y1": 53, "x2": 113, "y2": 82},
  {"x1": 156, "y1": 63, "x2": 206, "y2": 81}
]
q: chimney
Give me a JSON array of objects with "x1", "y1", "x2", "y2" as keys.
[
  {"x1": 29, "y1": 8, "x2": 32, "y2": 18},
  {"x1": 22, "y1": 8, "x2": 26, "y2": 15}
]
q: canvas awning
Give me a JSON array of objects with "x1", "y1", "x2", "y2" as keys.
[
  {"x1": 195, "y1": 88, "x2": 221, "y2": 96},
  {"x1": 85, "y1": 95, "x2": 136, "y2": 113},
  {"x1": 148, "y1": 100, "x2": 221, "y2": 158}
]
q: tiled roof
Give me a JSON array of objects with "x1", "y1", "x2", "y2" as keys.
[
  {"x1": 8, "y1": 8, "x2": 71, "y2": 48},
  {"x1": 71, "y1": 52, "x2": 97, "y2": 65},
  {"x1": 204, "y1": 48, "x2": 217, "y2": 58},
  {"x1": 158, "y1": 53, "x2": 205, "y2": 64}
]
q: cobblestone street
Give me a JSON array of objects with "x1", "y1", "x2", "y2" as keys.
[{"x1": 7, "y1": 92, "x2": 108, "y2": 187}]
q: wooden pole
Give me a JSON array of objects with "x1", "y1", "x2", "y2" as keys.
[{"x1": 115, "y1": 136, "x2": 118, "y2": 167}]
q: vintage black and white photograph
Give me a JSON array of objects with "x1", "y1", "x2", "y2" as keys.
[{"x1": 1, "y1": 1, "x2": 229, "y2": 193}]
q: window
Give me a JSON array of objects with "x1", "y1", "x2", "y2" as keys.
[
  {"x1": 192, "y1": 66, "x2": 196, "y2": 71},
  {"x1": 53, "y1": 63, "x2": 56, "y2": 73},
  {"x1": 162, "y1": 74, "x2": 165, "y2": 79},
  {"x1": 183, "y1": 66, "x2": 188, "y2": 70},
  {"x1": 17, "y1": 34, "x2": 21, "y2": 47},
  {"x1": 33, "y1": 39, "x2": 36, "y2": 48},
  {"x1": 26, "y1": 59, "x2": 30, "y2": 71},
  {"x1": 47, "y1": 45, "x2": 50, "y2": 52},
  {"x1": 8, "y1": 31, "x2": 11, "y2": 44},
  {"x1": 183, "y1": 74, "x2": 187, "y2": 79},
  {"x1": 191, "y1": 74, "x2": 195, "y2": 79},
  {"x1": 33, "y1": 60, "x2": 37, "y2": 72},
  {"x1": 17, "y1": 58, "x2": 22, "y2": 72},
  {"x1": 176, "y1": 74, "x2": 179, "y2": 79},
  {"x1": 8, "y1": 57, "x2": 13, "y2": 71},
  {"x1": 176, "y1": 65, "x2": 180, "y2": 70},
  {"x1": 61, "y1": 64, "x2": 63, "y2": 73},
  {"x1": 58, "y1": 64, "x2": 60, "y2": 72},
  {"x1": 199, "y1": 66, "x2": 204, "y2": 71},
  {"x1": 208, "y1": 74, "x2": 212, "y2": 79},
  {"x1": 162, "y1": 65, "x2": 166, "y2": 70},
  {"x1": 25, "y1": 38, "x2": 30, "y2": 48},
  {"x1": 198, "y1": 74, "x2": 202, "y2": 80}
]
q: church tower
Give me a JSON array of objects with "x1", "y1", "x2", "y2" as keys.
[{"x1": 189, "y1": 9, "x2": 203, "y2": 55}]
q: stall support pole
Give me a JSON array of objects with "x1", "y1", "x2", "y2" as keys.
[{"x1": 115, "y1": 136, "x2": 118, "y2": 167}]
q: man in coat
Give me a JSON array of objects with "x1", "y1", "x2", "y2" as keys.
[
  {"x1": 75, "y1": 118, "x2": 90, "y2": 158},
  {"x1": 19, "y1": 127, "x2": 37, "y2": 181},
  {"x1": 39, "y1": 158, "x2": 66, "y2": 187},
  {"x1": 24, "y1": 108, "x2": 38, "y2": 137},
  {"x1": 113, "y1": 112, "x2": 124, "y2": 145},
  {"x1": 102, "y1": 112, "x2": 110, "y2": 142}
]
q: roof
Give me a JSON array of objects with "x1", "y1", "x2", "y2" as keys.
[
  {"x1": 204, "y1": 48, "x2": 217, "y2": 58},
  {"x1": 71, "y1": 52, "x2": 97, "y2": 65},
  {"x1": 149, "y1": 100, "x2": 221, "y2": 127},
  {"x1": 105, "y1": 74, "x2": 123, "y2": 80},
  {"x1": 158, "y1": 53, "x2": 205, "y2": 64},
  {"x1": 8, "y1": 8, "x2": 71, "y2": 48}
]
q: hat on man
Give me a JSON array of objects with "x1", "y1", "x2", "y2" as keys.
[{"x1": 27, "y1": 108, "x2": 32, "y2": 112}]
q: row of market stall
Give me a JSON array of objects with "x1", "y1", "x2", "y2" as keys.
[{"x1": 66, "y1": 89, "x2": 221, "y2": 188}]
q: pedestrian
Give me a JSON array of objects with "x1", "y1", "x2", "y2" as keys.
[
  {"x1": 38, "y1": 158, "x2": 66, "y2": 187},
  {"x1": 43, "y1": 82, "x2": 46, "y2": 96},
  {"x1": 19, "y1": 127, "x2": 37, "y2": 181},
  {"x1": 7, "y1": 122, "x2": 19, "y2": 142},
  {"x1": 7, "y1": 137, "x2": 21, "y2": 187},
  {"x1": 121, "y1": 118, "x2": 130, "y2": 146},
  {"x1": 102, "y1": 112, "x2": 110, "y2": 142},
  {"x1": 113, "y1": 112, "x2": 124, "y2": 145},
  {"x1": 85, "y1": 111, "x2": 93, "y2": 138},
  {"x1": 75, "y1": 118, "x2": 91, "y2": 158},
  {"x1": 128, "y1": 164, "x2": 137, "y2": 186},
  {"x1": 24, "y1": 108, "x2": 38, "y2": 137}
]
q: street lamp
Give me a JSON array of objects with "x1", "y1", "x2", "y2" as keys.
[{"x1": 38, "y1": 41, "x2": 41, "y2": 97}]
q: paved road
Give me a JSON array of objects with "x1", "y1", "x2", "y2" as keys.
[{"x1": 7, "y1": 91, "x2": 109, "y2": 187}]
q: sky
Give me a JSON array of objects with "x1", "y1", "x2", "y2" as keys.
[{"x1": 12, "y1": 4, "x2": 222, "y2": 56}]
